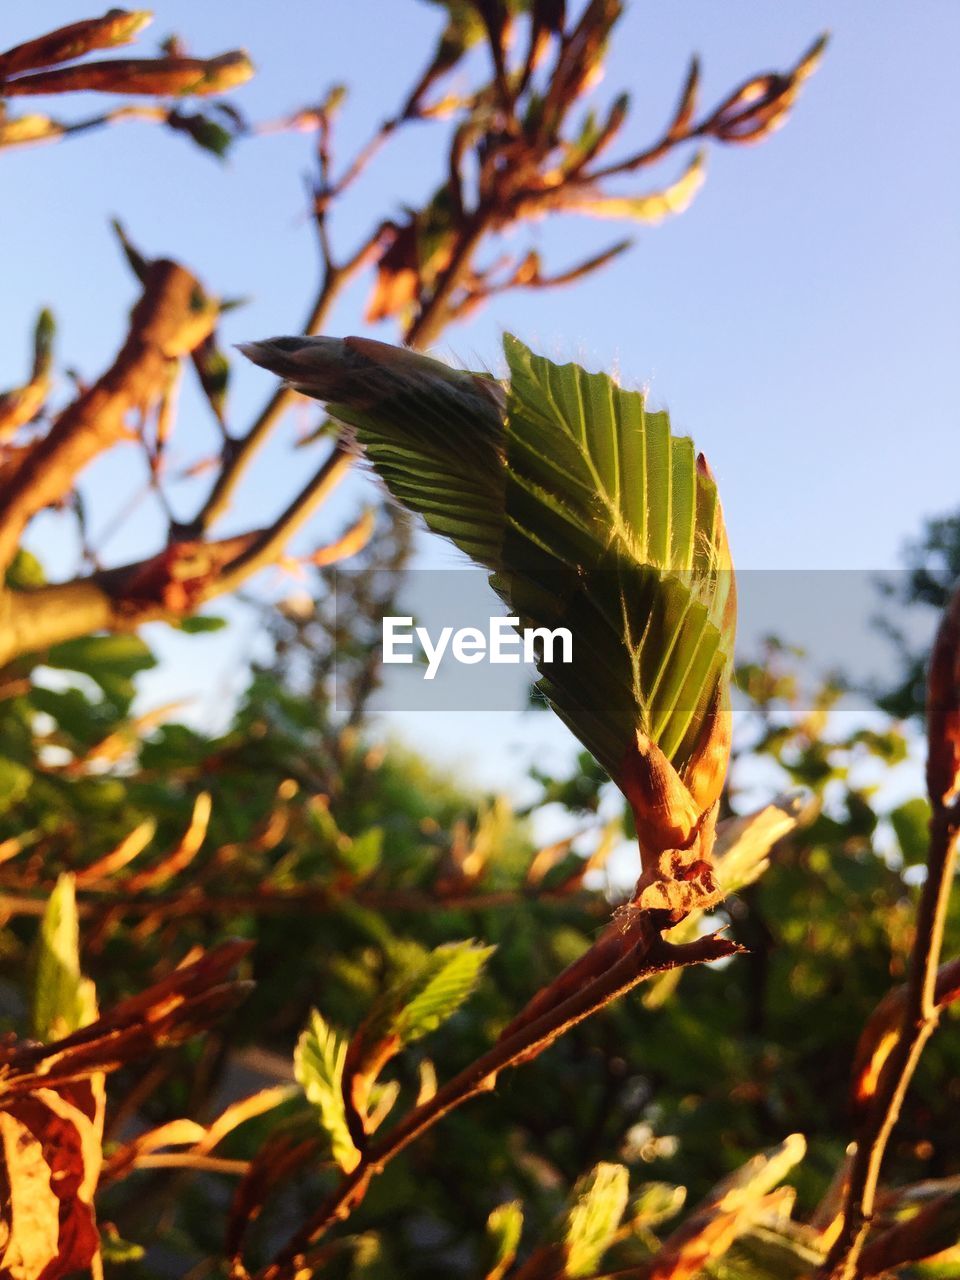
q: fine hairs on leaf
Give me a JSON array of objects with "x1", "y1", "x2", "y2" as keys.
[{"x1": 240, "y1": 332, "x2": 736, "y2": 916}]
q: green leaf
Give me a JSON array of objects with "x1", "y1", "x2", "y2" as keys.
[
  {"x1": 45, "y1": 633, "x2": 156, "y2": 707},
  {"x1": 4, "y1": 547, "x2": 45, "y2": 589},
  {"x1": 191, "y1": 331, "x2": 231, "y2": 427},
  {"x1": 391, "y1": 939, "x2": 494, "y2": 1045},
  {"x1": 100, "y1": 1225, "x2": 146, "y2": 1265},
  {"x1": 32, "y1": 309, "x2": 55, "y2": 378},
  {"x1": 483, "y1": 1201, "x2": 523, "y2": 1279},
  {"x1": 559, "y1": 150, "x2": 707, "y2": 224},
  {"x1": 0, "y1": 758, "x2": 31, "y2": 815},
  {"x1": 561, "y1": 1162, "x2": 630, "y2": 1277},
  {"x1": 31, "y1": 873, "x2": 97, "y2": 1042},
  {"x1": 294, "y1": 1009, "x2": 360, "y2": 1172},
  {"x1": 339, "y1": 826, "x2": 384, "y2": 878},
  {"x1": 500, "y1": 335, "x2": 735, "y2": 785},
  {"x1": 167, "y1": 109, "x2": 234, "y2": 158},
  {"x1": 629, "y1": 1182, "x2": 687, "y2": 1229},
  {"x1": 240, "y1": 336, "x2": 736, "y2": 797},
  {"x1": 175, "y1": 614, "x2": 228, "y2": 634},
  {"x1": 890, "y1": 796, "x2": 931, "y2": 866}
]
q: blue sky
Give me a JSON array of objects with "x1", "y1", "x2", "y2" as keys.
[{"x1": 3, "y1": 2, "x2": 958, "y2": 789}]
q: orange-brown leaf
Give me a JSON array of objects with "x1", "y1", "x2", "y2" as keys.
[
  {"x1": 5, "y1": 51, "x2": 253, "y2": 98},
  {"x1": 0, "y1": 10, "x2": 151, "y2": 78}
]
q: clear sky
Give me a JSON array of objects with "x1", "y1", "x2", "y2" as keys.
[{"x1": 2, "y1": 2, "x2": 958, "y2": 789}]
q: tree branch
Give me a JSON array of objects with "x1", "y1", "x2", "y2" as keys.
[
  {"x1": 0, "y1": 447, "x2": 351, "y2": 666},
  {"x1": 255, "y1": 929, "x2": 742, "y2": 1278},
  {"x1": 821, "y1": 584, "x2": 960, "y2": 1279},
  {"x1": 0, "y1": 259, "x2": 217, "y2": 572}
]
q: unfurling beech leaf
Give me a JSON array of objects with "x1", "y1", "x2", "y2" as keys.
[
  {"x1": 561, "y1": 1162, "x2": 630, "y2": 1277},
  {"x1": 31, "y1": 874, "x2": 98, "y2": 1043},
  {"x1": 294, "y1": 1010, "x2": 361, "y2": 1173},
  {"x1": 239, "y1": 334, "x2": 736, "y2": 916},
  {"x1": 483, "y1": 1200, "x2": 524, "y2": 1280}
]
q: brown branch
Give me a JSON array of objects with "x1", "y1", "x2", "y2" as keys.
[
  {"x1": 0, "y1": 258, "x2": 217, "y2": 572},
  {"x1": 0, "y1": 880, "x2": 605, "y2": 924},
  {"x1": 0, "y1": 446, "x2": 350, "y2": 666},
  {"x1": 255, "y1": 929, "x2": 742, "y2": 1278},
  {"x1": 186, "y1": 265, "x2": 350, "y2": 536},
  {"x1": 209, "y1": 446, "x2": 352, "y2": 594},
  {"x1": 821, "y1": 584, "x2": 960, "y2": 1279},
  {"x1": 403, "y1": 208, "x2": 493, "y2": 349}
]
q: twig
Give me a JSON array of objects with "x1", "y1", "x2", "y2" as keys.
[
  {"x1": 821, "y1": 584, "x2": 960, "y2": 1279},
  {"x1": 0, "y1": 454, "x2": 346, "y2": 666},
  {"x1": 256, "y1": 930, "x2": 741, "y2": 1277},
  {"x1": 0, "y1": 881, "x2": 605, "y2": 923},
  {"x1": 0, "y1": 259, "x2": 217, "y2": 572}
]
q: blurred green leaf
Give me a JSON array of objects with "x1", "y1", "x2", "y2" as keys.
[
  {"x1": 4, "y1": 547, "x2": 46, "y2": 589},
  {"x1": 31, "y1": 872, "x2": 97, "y2": 1042},
  {"x1": 175, "y1": 614, "x2": 228, "y2": 634},
  {"x1": 561, "y1": 1162, "x2": 630, "y2": 1277},
  {"x1": 890, "y1": 796, "x2": 932, "y2": 866},
  {"x1": 0, "y1": 758, "x2": 31, "y2": 814},
  {"x1": 483, "y1": 1200, "x2": 523, "y2": 1279},
  {"x1": 45, "y1": 633, "x2": 156, "y2": 707}
]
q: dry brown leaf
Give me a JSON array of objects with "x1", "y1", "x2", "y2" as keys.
[
  {"x1": 4, "y1": 51, "x2": 254, "y2": 99},
  {"x1": 0, "y1": 10, "x2": 151, "y2": 79}
]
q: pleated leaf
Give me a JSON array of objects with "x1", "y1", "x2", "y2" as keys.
[
  {"x1": 294, "y1": 1009, "x2": 360, "y2": 1172},
  {"x1": 499, "y1": 335, "x2": 735, "y2": 784},
  {"x1": 240, "y1": 334, "x2": 735, "y2": 793}
]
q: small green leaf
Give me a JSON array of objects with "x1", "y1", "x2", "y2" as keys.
[
  {"x1": 339, "y1": 826, "x2": 383, "y2": 878},
  {"x1": 890, "y1": 797, "x2": 932, "y2": 866},
  {"x1": 31, "y1": 873, "x2": 97, "y2": 1042},
  {"x1": 167, "y1": 109, "x2": 234, "y2": 158},
  {"x1": 32, "y1": 308, "x2": 55, "y2": 378},
  {"x1": 483, "y1": 1201, "x2": 523, "y2": 1279},
  {"x1": 45, "y1": 633, "x2": 156, "y2": 708},
  {"x1": 561, "y1": 1162, "x2": 630, "y2": 1277},
  {"x1": 391, "y1": 940, "x2": 495, "y2": 1045},
  {"x1": 629, "y1": 1181, "x2": 687, "y2": 1229},
  {"x1": 175, "y1": 614, "x2": 228, "y2": 634},
  {"x1": 0, "y1": 758, "x2": 31, "y2": 815},
  {"x1": 191, "y1": 331, "x2": 230, "y2": 426},
  {"x1": 100, "y1": 1225, "x2": 146, "y2": 1265},
  {"x1": 4, "y1": 547, "x2": 46, "y2": 589},
  {"x1": 294, "y1": 1009, "x2": 360, "y2": 1172}
]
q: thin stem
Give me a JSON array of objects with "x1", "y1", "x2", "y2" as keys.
[
  {"x1": 190, "y1": 269, "x2": 349, "y2": 535},
  {"x1": 822, "y1": 584, "x2": 960, "y2": 1279},
  {"x1": 403, "y1": 209, "x2": 493, "y2": 349}
]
